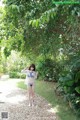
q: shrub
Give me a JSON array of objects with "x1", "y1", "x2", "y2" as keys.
[
  {"x1": 0, "y1": 65, "x2": 4, "y2": 73},
  {"x1": 37, "y1": 58, "x2": 61, "y2": 81},
  {"x1": 20, "y1": 74, "x2": 26, "y2": 79},
  {"x1": 58, "y1": 57, "x2": 80, "y2": 115},
  {"x1": 9, "y1": 72, "x2": 19, "y2": 78},
  {"x1": 9, "y1": 72, "x2": 26, "y2": 79}
]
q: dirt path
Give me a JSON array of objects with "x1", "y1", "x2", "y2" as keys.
[{"x1": 0, "y1": 78, "x2": 57, "y2": 120}]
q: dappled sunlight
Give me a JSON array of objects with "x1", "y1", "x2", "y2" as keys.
[
  {"x1": 0, "y1": 79, "x2": 27, "y2": 104},
  {"x1": 6, "y1": 95, "x2": 27, "y2": 104},
  {"x1": 0, "y1": 79, "x2": 20, "y2": 94},
  {"x1": 0, "y1": 0, "x2": 4, "y2": 7},
  {"x1": 47, "y1": 105, "x2": 59, "y2": 114},
  {"x1": 0, "y1": 94, "x2": 27, "y2": 104},
  {"x1": 48, "y1": 103, "x2": 51, "y2": 106}
]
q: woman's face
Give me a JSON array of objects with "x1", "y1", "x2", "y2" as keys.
[{"x1": 30, "y1": 67, "x2": 34, "y2": 71}]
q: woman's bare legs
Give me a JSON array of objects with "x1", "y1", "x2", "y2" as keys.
[
  {"x1": 27, "y1": 86, "x2": 32, "y2": 106},
  {"x1": 31, "y1": 85, "x2": 35, "y2": 106},
  {"x1": 27, "y1": 85, "x2": 35, "y2": 106}
]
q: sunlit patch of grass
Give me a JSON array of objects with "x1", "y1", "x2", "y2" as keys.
[
  {"x1": 17, "y1": 81, "x2": 27, "y2": 89},
  {"x1": 17, "y1": 80, "x2": 79, "y2": 120}
]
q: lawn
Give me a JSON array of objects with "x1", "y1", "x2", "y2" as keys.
[{"x1": 17, "y1": 80, "x2": 79, "y2": 120}]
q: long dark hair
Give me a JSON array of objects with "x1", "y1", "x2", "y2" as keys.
[{"x1": 28, "y1": 64, "x2": 35, "y2": 71}]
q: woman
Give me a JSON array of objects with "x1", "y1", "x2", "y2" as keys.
[{"x1": 21, "y1": 64, "x2": 38, "y2": 106}]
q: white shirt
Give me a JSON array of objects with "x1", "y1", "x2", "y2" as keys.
[{"x1": 21, "y1": 69, "x2": 37, "y2": 85}]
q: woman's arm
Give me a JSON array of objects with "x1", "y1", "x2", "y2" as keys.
[{"x1": 21, "y1": 68, "x2": 29, "y2": 73}]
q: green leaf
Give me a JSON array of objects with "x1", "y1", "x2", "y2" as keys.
[
  {"x1": 51, "y1": 12, "x2": 54, "y2": 18},
  {"x1": 75, "y1": 87, "x2": 80, "y2": 94},
  {"x1": 75, "y1": 71, "x2": 80, "y2": 83},
  {"x1": 35, "y1": 19, "x2": 39, "y2": 27},
  {"x1": 29, "y1": 20, "x2": 33, "y2": 25},
  {"x1": 66, "y1": 80, "x2": 74, "y2": 86},
  {"x1": 46, "y1": 13, "x2": 50, "y2": 22},
  {"x1": 32, "y1": 20, "x2": 36, "y2": 27}
]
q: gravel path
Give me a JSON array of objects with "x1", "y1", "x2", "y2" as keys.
[{"x1": 0, "y1": 78, "x2": 57, "y2": 120}]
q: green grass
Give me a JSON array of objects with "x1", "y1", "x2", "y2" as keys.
[
  {"x1": 17, "y1": 81, "x2": 27, "y2": 89},
  {"x1": 17, "y1": 80, "x2": 79, "y2": 120}
]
